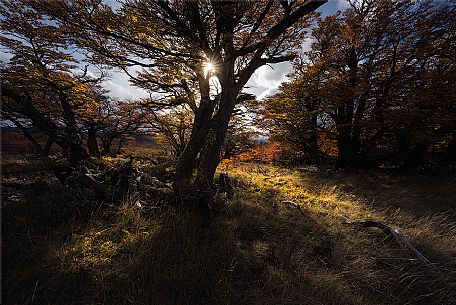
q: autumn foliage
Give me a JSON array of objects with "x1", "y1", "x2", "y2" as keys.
[{"x1": 261, "y1": 0, "x2": 456, "y2": 168}]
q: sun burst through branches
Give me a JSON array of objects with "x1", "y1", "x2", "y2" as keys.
[{"x1": 203, "y1": 61, "x2": 215, "y2": 78}]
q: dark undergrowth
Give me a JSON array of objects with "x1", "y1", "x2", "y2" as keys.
[{"x1": 2, "y1": 156, "x2": 455, "y2": 305}]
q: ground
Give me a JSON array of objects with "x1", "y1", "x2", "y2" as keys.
[{"x1": 2, "y1": 154, "x2": 455, "y2": 305}]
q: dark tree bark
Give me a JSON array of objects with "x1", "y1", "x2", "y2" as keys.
[
  {"x1": 2, "y1": 113, "x2": 46, "y2": 155},
  {"x1": 2, "y1": 84, "x2": 88, "y2": 166},
  {"x1": 173, "y1": 73, "x2": 216, "y2": 198},
  {"x1": 58, "y1": 91, "x2": 89, "y2": 166},
  {"x1": 101, "y1": 137, "x2": 114, "y2": 156},
  {"x1": 87, "y1": 126, "x2": 100, "y2": 157},
  {"x1": 194, "y1": 90, "x2": 236, "y2": 191}
]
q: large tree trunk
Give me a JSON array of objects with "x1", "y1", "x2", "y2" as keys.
[
  {"x1": 173, "y1": 59, "x2": 239, "y2": 210},
  {"x1": 173, "y1": 74, "x2": 215, "y2": 199},
  {"x1": 194, "y1": 91, "x2": 236, "y2": 191},
  {"x1": 172, "y1": 90, "x2": 236, "y2": 221},
  {"x1": 173, "y1": 137, "x2": 203, "y2": 198},
  {"x1": 172, "y1": 116, "x2": 213, "y2": 198},
  {"x1": 334, "y1": 106, "x2": 364, "y2": 169},
  {"x1": 335, "y1": 121, "x2": 360, "y2": 169},
  {"x1": 334, "y1": 48, "x2": 364, "y2": 169}
]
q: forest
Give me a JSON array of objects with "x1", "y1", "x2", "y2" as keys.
[{"x1": 1, "y1": 1, "x2": 455, "y2": 304}]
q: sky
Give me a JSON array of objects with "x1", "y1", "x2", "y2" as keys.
[{"x1": 0, "y1": 0, "x2": 349, "y2": 101}]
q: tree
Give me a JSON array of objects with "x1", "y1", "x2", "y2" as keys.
[
  {"x1": 0, "y1": 0, "x2": 100, "y2": 165},
  {"x1": 77, "y1": 88, "x2": 149, "y2": 157},
  {"x1": 262, "y1": 62, "x2": 325, "y2": 162},
  {"x1": 146, "y1": 105, "x2": 194, "y2": 158},
  {"x1": 33, "y1": 0, "x2": 326, "y2": 208},
  {"x1": 267, "y1": 0, "x2": 455, "y2": 168},
  {"x1": 97, "y1": 100, "x2": 148, "y2": 156},
  {"x1": 222, "y1": 108, "x2": 257, "y2": 160}
]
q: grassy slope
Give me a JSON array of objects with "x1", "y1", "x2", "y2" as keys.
[{"x1": 2, "y1": 159, "x2": 455, "y2": 305}]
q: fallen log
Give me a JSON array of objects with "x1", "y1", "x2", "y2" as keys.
[{"x1": 344, "y1": 219, "x2": 432, "y2": 265}]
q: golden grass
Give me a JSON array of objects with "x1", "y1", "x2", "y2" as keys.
[
  {"x1": 2, "y1": 161, "x2": 455, "y2": 305},
  {"x1": 224, "y1": 164, "x2": 456, "y2": 304}
]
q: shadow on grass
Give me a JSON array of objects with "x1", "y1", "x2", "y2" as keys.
[
  {"x1": 2, "y1": 165, "x2": 455, "y2": 305},
  {"x1": 2, "y1": 181, "x2": 104, "y2": 305},
  {"x1": 303, "y1": 169, "x2": 456, "y2": 218},
  {"x1": 228, "y1": 166, "x2": 456, "y2": 305}
]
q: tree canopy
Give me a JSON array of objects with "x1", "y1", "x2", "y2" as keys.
[{"x1": 263, "y1": 0, "x2": 456, "y2": 168}]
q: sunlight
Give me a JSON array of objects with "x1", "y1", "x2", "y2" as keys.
[{"x1": 203, "y1": 61, "x2": 215, "y2": 78}]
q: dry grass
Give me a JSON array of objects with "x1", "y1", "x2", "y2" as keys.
[
  {"x1": 226, "y1": 164, "x2": 456, "y2": 305},
  {"x1": 2, "y1": 160, "x2": 455, "y2": 305}
]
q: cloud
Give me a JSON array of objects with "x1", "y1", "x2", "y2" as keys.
[
  {"x1": 245, "y1": 61, "x2": 292, "y2": 100},
  {"x1": 106, "y1": 61, "x2": 292, "y2": 101},
  {"x1": 102, "y1": 71, "x2": 149, "y2": 100},
  {"x1": 68, "y1": 67, "x2": 147, "y2": 100},
  {"x1": 336, "y1": 0, "x2": 351, "y2": 11},
  {"x1": 104, "y1": 0, "x2": 122, "y2": 10},
  {"x1": 318, "y1": 0, "x2": 349, "y2": 16}
]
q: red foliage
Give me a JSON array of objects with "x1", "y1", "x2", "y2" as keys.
[{"x1": 221, "y1": 142, "x2": 281, "y2": 170}]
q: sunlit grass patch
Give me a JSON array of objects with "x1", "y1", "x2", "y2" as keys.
[
  {"x1": 60, "y1": 202, "x2": 161, "y2": 270},
  {"x1": 93, "y1": 156, "x2": 129, "y2": 169},
  {"x1": 223, "y1": 163, "x2": 456, "y2": 305},
  {"x1": 63, "y1": 230, "x2": 119, "y2": 268},
  {"x1": 227, "y1": 164, "x2": 382, "y2": 223}
]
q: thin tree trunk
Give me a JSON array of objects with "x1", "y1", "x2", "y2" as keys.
[
  {"x1": 43, "y1": 137, "x2": 55, "y2": 155},
  {"x1": 115, "y1": 138, "x2": 123, "y2": 156},
  {"x1": 87, "y1": 126, "x2": 100, "y2": 156},
  {"x1": 309, "y1": 114, "x2": 320, "y2": 162},
  {"x1": 102, "y1": 137, "x2": 114, "y2": 156},
  {"x1": 58, "y1": 91, "x2": 88, "y2": 166},
  {"x1": 4, "y1": 114, "x2": 46, "y2": 155}
]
